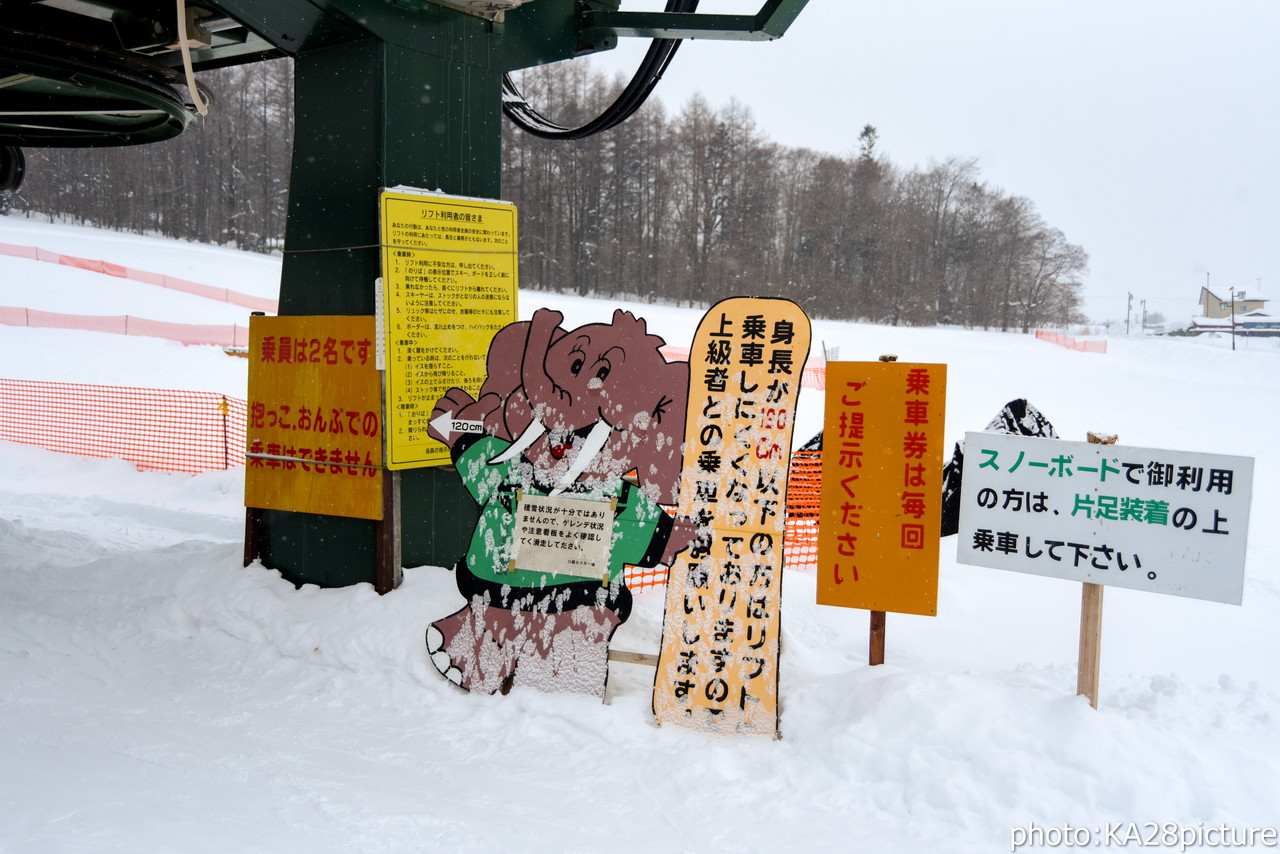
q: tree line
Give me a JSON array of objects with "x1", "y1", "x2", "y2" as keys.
[
  {"x1": 5, "y1": 59, "x2": 292, "y2": 254},
  {"x1": 4, "y1": 57, "x2": 1086, "y2": 331}
]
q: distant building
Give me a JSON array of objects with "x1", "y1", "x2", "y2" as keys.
[
  {"x1": 1199, "y1": 286, "x2": 1269, "y2": 319},
  {"x1": 1191, "y1": 287, "x2": 1279, "y2": 335}
]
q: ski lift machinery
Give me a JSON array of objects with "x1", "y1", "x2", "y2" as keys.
[{"x1": 0, "y1": 0, "x2": 811, "y2": 587}]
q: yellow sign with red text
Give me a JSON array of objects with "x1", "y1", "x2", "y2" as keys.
[
  {"x1": 816, "y1": 361, "x2": 947, "y2": 616},
  {"x1": 245, "y1": 315, "x2": 383, "y2": 520}
]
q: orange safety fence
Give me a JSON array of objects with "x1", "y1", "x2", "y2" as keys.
[
  {"x1": 1035, "y1": 329, "x2": 1107, "y2": 354},
  {"x1": 0, "y1": 305, "x2": 249, "y2": 347},
  {"x1": 623, "y1": 449, "x2": 823, "y2": 590},
  {"x1": 1, "y1": 375, "x2": 823, "y2": 582},
  {"x1": 0, "y1": 378, "x2": 247, "y2": 473},
  {"x1": 0, "y1": 240, "x2": 278, "y2": 313}
]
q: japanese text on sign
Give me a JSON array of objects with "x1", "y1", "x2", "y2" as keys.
[
  {"x1": 380, "y1": 188, "x2": 517, "y2": 470},
  {"x1": 245, "y1": 315, "x2": 383, "y2": 520},
  {"x1": 957, "y1": 433, "x2": 1253, "y2": 604},
  {"x1": 816, "y1": 362, "x2": 947, "y2": 616},
  {"x1": 510, "y1": 492, "x2": 614, "y2": 581},
  {"x1": 654, "y1": 297, "x2": 811, "y2": 737}
]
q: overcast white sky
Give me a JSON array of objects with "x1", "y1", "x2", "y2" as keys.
[{"x1": 589, "y1": 0, "x2": 1278, "y2": 325}]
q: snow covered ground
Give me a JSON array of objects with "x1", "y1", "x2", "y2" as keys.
[{"x1": 1, "y1": 215, "x2": 1277, "y2": 852}]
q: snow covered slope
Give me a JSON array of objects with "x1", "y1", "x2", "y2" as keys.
[{"x1": 1, "y1": 215, "x2": 1277, "y2": 852}]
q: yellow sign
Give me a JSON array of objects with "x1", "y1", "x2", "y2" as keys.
[
  {"x1": 245, "y1": 315, "x2": 383, "y2": 520},
  {"x1": 653, "y1": 297, "x2": 810, "y2": 736},
  {"x1": 816, "y1": 362, "x2": 947, "y2": 616},
  {"x1": 379, "y1": 189, "x2": 518, "y2": 469}
]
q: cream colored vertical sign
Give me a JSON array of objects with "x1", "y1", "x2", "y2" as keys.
[
  {"x1": 379, "y1": 189, "x2": 518, "y2": 469},
  {"x1": 653, "y1": 297, "x2": 810, "y2": 736},
  {"x1": 815, "y1": 362, "x2": 947, "y2": 616}
]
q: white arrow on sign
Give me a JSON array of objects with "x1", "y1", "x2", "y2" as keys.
[{"x1": 429, "y1": 411, "x2": 485, "y2": 443}]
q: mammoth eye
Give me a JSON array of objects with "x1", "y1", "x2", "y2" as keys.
[
  {"x1": 570, "y1": 357, "x2": 584, "y2": 375},
  {"x1": 594, "y1": 365, "x2": 611, "y2": 382}
]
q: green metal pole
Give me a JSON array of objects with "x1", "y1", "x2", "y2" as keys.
[{"x1": 260, "y1": 29, "x2": 501, "y2": 587}]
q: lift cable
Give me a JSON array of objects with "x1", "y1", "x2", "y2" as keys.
[{"x1": 501, "y1": 0, "x2": 699, "y2": 140}]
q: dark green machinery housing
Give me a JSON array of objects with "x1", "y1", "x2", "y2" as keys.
[{"x1": 0, "y1": 0, "x2": 809, "y2": 587}]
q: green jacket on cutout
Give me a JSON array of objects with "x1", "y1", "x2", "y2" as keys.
[{"x1": 450, "y1": 434, "x2": 675, "y2": 616}]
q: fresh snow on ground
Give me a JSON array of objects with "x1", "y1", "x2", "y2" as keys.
[{"x1": 1, "y1": 214, "x2": 1277, "y2": 852}]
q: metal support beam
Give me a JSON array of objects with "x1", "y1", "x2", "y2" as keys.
[{"x1": 581, "y1": 0, "x2": 808, "y2": 41}]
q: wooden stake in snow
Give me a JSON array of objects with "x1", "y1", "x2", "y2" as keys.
[
  {"x1": 1076, "y1": 581, "x2": 1104, "y2": 709},
  {"x1": 1076, "y1": 431, "x2": 1117, "y2": 709}
]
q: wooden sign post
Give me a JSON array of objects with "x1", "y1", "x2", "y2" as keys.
[
  {"x1": 958, "y1": 430, "x2": 1254, "y2": 710},
  {"x1": 1076, "y1": 579, "x2": 1104, "y2": 709},
  {"x1": 1075, "y1": 431, "x2": 1116, "y2": 709}
]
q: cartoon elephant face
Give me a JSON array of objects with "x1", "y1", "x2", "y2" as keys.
[{"x1": 482, "y1": 308, "x2": 689, "y2": 504}]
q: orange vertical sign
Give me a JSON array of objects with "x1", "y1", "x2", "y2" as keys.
[
  {"x1": 653, "y1": 297, "x2": 810, "y2": 736},
  {"x1": 245, "y1": 315, "x2": 384, "y2": 520},
  {"x1": 816, "y1": 362, "x2": 946, "y2": 616}
]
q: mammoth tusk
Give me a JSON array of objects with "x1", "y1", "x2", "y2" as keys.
[
  {"x1": 550, "y1": 419, "x2": 613, "y2": 496},
  {"x1": 488, "y1": 418, "x2": 547, "y2": 465}
]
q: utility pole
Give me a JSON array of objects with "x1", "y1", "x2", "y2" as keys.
[
  {"x1": 1230, "y1": 286, "x2": 1237, "y2": 351},
  {"x1": 1125, "y1": 292, "x2": 1133, "y2": 335}
]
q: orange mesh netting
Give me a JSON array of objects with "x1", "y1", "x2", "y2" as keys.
[
  {"x1": 781, "y1": 449, "x2": 822, "y2": 574},
  {"x1": 0, "y1": 378, "x2": 247, "y2": 473},
  {"x1": 0, "y1": 306, "x2": 249, "y2": 347},
  {"x1": 1035, "y1": 329, "x2": 1107, "y2": 354},
  {"x1": 622, "y1": 449, "x2": 823, "y2": 591},
  {"x1": 0, "y1": 241, "x2": 278, "y2": 313},
  {"x1": 2, "y1": 375, "x2": 821, "y2": 582}
]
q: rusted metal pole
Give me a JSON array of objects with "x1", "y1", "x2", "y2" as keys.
[
  {"x1": 375, "y1": 469, "x2": 402, "y2": 595},
  {"x1": 869, "y1": 611, "x2": 886, "y2": 666}
]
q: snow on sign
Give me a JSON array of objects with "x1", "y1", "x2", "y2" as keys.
[
  {"x1": 957, "y1": 433, "x2": 1253, "y2": 605},
  {"x1": 653, "y1": 297, "x2": 811, "y2": 737}
]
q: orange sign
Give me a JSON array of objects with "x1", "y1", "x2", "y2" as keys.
[
  {"x1": 816, "y1": 362, "x2": 947, "y2": 616},
  {"x1": 245, "y1": 315, "x2": 384, "y2": 520},
  {"x1": 653, "y1": 297, "x2": 810, "y2": 736}
]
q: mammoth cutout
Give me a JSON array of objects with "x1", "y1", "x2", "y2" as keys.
[{"x1": 425, "y1": 308, "x2": 696, "y2": 698}]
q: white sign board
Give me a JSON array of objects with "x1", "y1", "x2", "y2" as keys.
[
  {"x1": 511, "y1": 492, "x2": 614, "y2": 581},
  {"x1": 957, "y1": 433, "x2": 1252, "y2": 604}
]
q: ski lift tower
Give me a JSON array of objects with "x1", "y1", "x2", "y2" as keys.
[{"x1": 1, "y1": 0, "x2": 810, "y2": 588}]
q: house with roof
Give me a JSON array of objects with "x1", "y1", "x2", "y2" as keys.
[
  {"x1": 1193, "y1": 286, "x2": 1279, "y2": 335},
  {"x1": 1199, "y1": 286, "x2": 1269, "y2": 319}
]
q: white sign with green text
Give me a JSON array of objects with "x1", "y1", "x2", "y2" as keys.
[{"x1": 957, "y1": 433, "x2": 1253, "y2": 605}]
